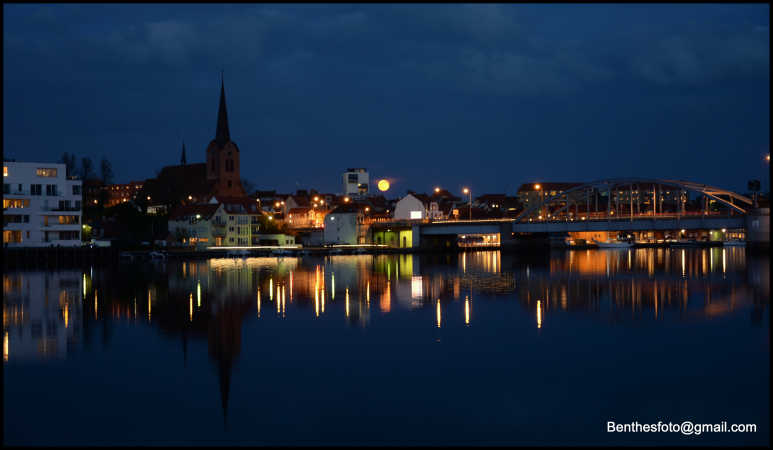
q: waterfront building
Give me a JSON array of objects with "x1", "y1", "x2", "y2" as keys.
[
  {"x1": 3, "y1": 161, "x2": 82, "y2": 247},
  {"x1": 393, "y1": 193, "x2": 445, "y2": 220},
  {"x1": 286, "y1": 207, "x2": 326, "y2": 229},
  {"x1": 323, "y1": 203, "x2": 364, "y2": 244},
  {"x1": 168, "y1": 197, "x2": 263, "y2": 247},
  {"x1": 342, "y1": 168, "x2": 369, "y2": 197},
  {"x1": 517, "y1": 182, "x2": 584, "y2": 211}
]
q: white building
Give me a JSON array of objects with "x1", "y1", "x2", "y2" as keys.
[
  {"x1": 342, "y1": 168, "x2": 369, "y2": 197},
  {"x1": 323, "y1": 204, "x2": 364, "y2": 245},
  {"x1": 3, "y1": 161, "x2": 82, "y2": 247}
]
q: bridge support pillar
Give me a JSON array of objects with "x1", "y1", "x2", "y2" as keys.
[
  {"x1": 500, "y1": 223, "x2": 515, "y2": 249},
  {"x1": 411, "y1": 225, "x2": 421, "y2": 249}
]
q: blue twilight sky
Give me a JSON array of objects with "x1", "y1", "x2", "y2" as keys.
[{"x1": 3, "y1": 4, "x2": 769, "y2": 196}]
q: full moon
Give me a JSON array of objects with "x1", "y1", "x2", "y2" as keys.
[{"x1": 377, "y1": 179, "x2": 390, "y2": 192}]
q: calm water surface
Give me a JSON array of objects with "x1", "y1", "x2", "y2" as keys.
[{"x1": 3, "y1": 248, "x2": 769, "y2": 445}]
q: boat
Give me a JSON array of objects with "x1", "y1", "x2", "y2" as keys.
[
  {"x1": 723, "y1": 240, "x2": 746, "y2": 247},
  {"x1": 592, "y1": 239, "x2": 633, "y2": 248}
]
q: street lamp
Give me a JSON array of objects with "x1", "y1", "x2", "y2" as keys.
[
  {"x1": 434, "y1": 187, "x2": 441, "y2": 194},
  {"x1": 462, "y1": 188, "x2": 471, "y2": 220},
  {"x1": 534, "y1": 184, "x2": 543, "y2": 220}
]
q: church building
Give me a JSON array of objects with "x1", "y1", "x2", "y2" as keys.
[{"x1": 141, "y1": 76, "x2": 249, "y2": 214}]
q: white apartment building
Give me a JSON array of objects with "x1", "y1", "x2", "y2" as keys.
[
  {"x1": 342, "y1": 168, "x2": 369, "y2": 197},
  {"x1": 3, "y1": 161, "x2": 82, "y2": 247}
]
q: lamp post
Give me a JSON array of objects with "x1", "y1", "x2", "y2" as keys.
[
  {"x1": 462, "y1": 188, "x2": 471, "y2": 220},
  {"x1": 534, "y1": 184, "x2": 542, "y2": 220}
]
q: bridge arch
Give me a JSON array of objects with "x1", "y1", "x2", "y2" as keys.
[{"x1": 514, "y1": 178, "x2": 752, "y2": 223}]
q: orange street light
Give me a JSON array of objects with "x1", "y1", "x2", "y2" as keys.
[
  {"x1": 462, "y1": 188, "x2": 471, "y2": 219},
  {"x1": 344, "y1": 197, "x2": 350, "y2": 203},
  {"x1": 534, "y1": 184, "x2": 541, "y2": 190},
  {"x1": 434, "y1": 187, "x2": 441, "y2": 193}
]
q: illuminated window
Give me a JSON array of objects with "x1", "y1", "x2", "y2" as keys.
[
  {"x1": 3, "y1": 199, "x2": 29, "y2": 209},
  {"x1": 36, "y1": 168, "x2": 58, "y2": 177},
  {"x1": 409, "y1": 211, "x2": 423, "y2": 219},
  {"x1": 58, "y1": 215, "x2": 79, "y2": 225},
  {"x1": 3, "y1": 166, "x2": 7, "y2": 177}
]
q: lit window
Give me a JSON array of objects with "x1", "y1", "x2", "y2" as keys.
[
  {"x1": 410, "y1": 211, "x2": 423, "y2": 219},
  {"x1": 3, "y1": 166, "x2": 7, "y2": 177},
  {"x1": 36, "y1": 168, "x2": 58, "y2": 177}
]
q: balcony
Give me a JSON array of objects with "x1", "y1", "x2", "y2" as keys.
[
  {"x1": 43, "y1": 205, "x2": 82, "y2": 212},
  {"x1": 4, "y1": 188, "x2": 29, "y2": 196}
]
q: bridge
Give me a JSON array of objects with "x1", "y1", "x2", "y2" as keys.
[{"x1": 371, "y1": 179, "x2": 767, "y2": 248}]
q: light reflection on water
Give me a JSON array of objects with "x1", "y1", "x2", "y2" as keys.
[{"x1": 2, "y1": 248, "x2": 769, "y2": 445}]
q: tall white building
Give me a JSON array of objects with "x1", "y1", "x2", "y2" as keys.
[
  {"x1": 342, "y1": 168, "x2": 369, "y2": 197},
  {"x1": 3, "y1": 161, "x2": 82, "y2": 247}
]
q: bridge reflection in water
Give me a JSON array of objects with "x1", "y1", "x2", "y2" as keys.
[{"x1": 3, "y1": 248, "x2": 768, "y2": 428}]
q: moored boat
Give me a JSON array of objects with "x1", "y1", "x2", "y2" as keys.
[{"x1": 592, "y1": 239, "x2": 633, "y2": 248}]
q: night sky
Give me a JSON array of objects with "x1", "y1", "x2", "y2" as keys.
[{"x1": 3, "y1": 4, "x2": 769, "y2": 196}]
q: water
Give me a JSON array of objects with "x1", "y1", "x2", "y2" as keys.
[{"x1": 3, "y1": 248, "x2": 769, "y2": 445}]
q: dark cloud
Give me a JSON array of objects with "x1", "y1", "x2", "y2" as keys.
[{"x1": 3, "y1": 4, "x2": 769, "y2": 194}]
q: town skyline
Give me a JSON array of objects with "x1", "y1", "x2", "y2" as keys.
[{"x1": 3, "y1": 4, "x2": 770, "y2": 195}]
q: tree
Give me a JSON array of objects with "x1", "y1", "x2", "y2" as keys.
[
  {"x1": 59, "y1": 152, "x2": 77, "y2": 177},
  {"x1": 81, "y1": 157, "x2": 94, "y2": 180},
  {"x1": 100, "y1": 158, "x2": 114, "y2": 184},
  {"x1": 241, "y1": 178, "x2": 256, "y2": 196}
]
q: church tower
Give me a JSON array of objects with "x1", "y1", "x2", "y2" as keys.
[{"x1": 206, "y1": 75, "x2": 245, "y2": 197}]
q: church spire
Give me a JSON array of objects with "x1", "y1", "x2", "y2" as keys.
[
  {"x1": 180, "y1": 140, "x2": 187, "y2": 165},
  {"x1": 215, "y1": 71, "x2": 230, "y2": 146}
]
